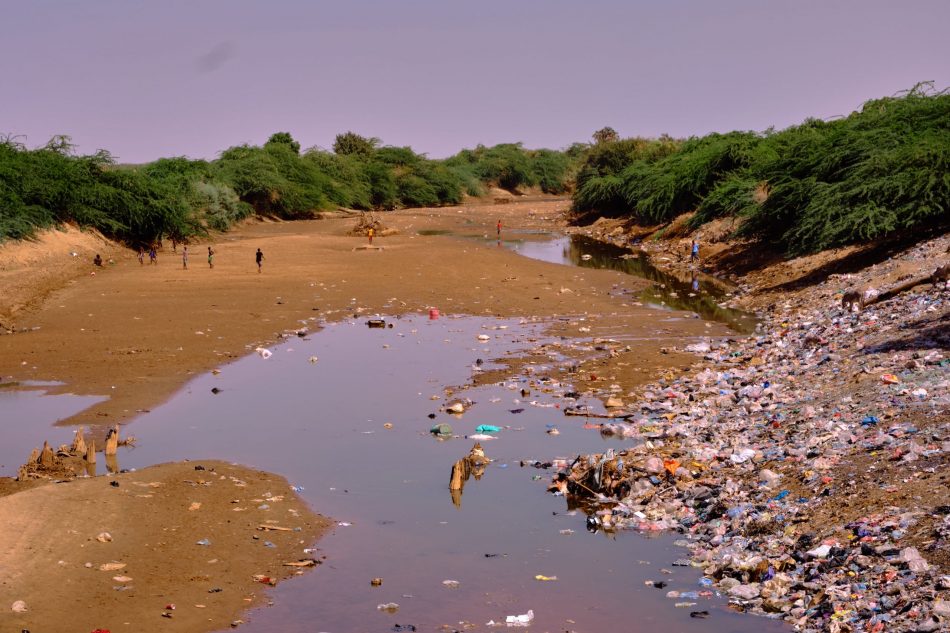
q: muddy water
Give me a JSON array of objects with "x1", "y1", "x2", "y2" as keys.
[
  {"x1": 101, "y1": 315, "x2": 787, "y2": 633},
  {"x1": 504, "y1": 234, "x2": 757, "y2": 333}
]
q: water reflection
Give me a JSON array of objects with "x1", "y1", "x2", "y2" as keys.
[
  {"x1": 115, "y1": 315, "x2": 786, "y2": 633},
  {"x1": 0, "y1": 388, "x2": 107, "y2": 475},
  {"x1": 508, "y1": 234, "x2": 757, "y2": 333},
  {"x1": 448, "y1": 442, "x2": 489, "y2": 508}
]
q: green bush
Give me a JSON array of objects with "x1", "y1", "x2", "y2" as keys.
[{"x1": 572, "y1": 84, "x2": 950, "y2": 253}]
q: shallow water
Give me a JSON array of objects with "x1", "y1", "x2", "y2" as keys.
[
  {"x1": 0, "y1": 386, "x2": 106, "y2": 473},
  {"x1": 97, "y1": 315, "x2": 786, "y2": 633},
  {"x1": 503, "y1": 234, "x2": 756, "y2": 333}
]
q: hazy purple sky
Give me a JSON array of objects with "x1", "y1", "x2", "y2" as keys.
[{"x1": 3, "y1": 0, "x2": 948, "y2": 163}]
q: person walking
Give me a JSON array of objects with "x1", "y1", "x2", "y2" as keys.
[
  {"x1": 148, "y1": 246, "x2": 157, "y2": 265},
  {"x1": 207, "y1": 246, "x2": 215, "y2": 269},
  {"x1": 137, "y1": 248, "x2": 144, "y2": 266},
  {"x1": 690, "y1": 239, "x2": 699, "y2": 264},
  {"x1": 255, "y1": 248, "x2": 264, "y2": 273},
  {"x1": 367, "y1": 227, "x2": 374, "y2": 245},
  {"x1": 496, "y1": 219, "x2": 502, "y2": 238},
  {"x1": 182, "y1": 246, "x2": 188, "y2": 270}
]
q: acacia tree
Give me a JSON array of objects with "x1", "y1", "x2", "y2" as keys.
[
  {"x1": 333, "y1": 131, "x2": 379, "y2": 157},
  {"x1": 592, "y1": 127, "x2": 619, "y2": 144},
  {"x1": 265, "y1": 132, "x2": 301, "y2": 155}
]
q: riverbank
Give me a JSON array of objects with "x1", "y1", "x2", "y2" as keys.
[
  {"x1": 0, "y1": 198, "x2": 718, "y2": 434},
  {"x1": 0, "y1": 197, "x2": 729, "y2": 630},
  {"x1": 0, "y1": 460, "x2": 329, "y2": 632},
  {"x1": 2, "y1": 197, "x2": 946, "y2": 631},
  {"x1": 558, "y1": 215, "x2": 950, "y2": 631}
]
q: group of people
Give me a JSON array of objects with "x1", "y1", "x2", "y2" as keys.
[
  {"x1": 105, "y1": 244, "x2": 265, "y2": 272},
  {"x1": 180, "y1": 245, "x2": 220, "y2": 270}
]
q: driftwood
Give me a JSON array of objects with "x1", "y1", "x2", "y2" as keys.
[
  {"x1": 39, "y1": 441, "x2": 54, "y2": 467},
  {"x1": 449, "y1": 443, "x2": 489, "y2": 508},
  {"x1": 258, "y1": 524, "x2": 293, "y2": 532},
  {"x1": 105, "y1": 425, "x2": 119, "y2": 456},
  {"x1": 71, "y1": 427, "x2": 87, "y2": 456},
  {"x1": 564, "y1": 408, "x2": 634, "y2": 420},
  {"x1": 284, "y1": 559, "x2": 318, "y2": 567},
  {"x1": 86, "y1": 440, "x2": 96, "y2": 464},
  {"x1": 845, "y1": 267, "x2": 948, "y2": 311}
]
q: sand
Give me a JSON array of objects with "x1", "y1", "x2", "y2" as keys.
[
  {"x1": 0, "y1": 198, "x2": 723, "y2": 432},
  {"x1": 0, "y1": 460, "x2": 329, "y2": 632},
  {"x1": 0, "y1": 197, "x2": 729, "y2": 631}
]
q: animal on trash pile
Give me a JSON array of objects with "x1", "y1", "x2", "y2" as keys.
[
  {"x1": 841, "y1": 287, "x2": 878, "y2": 312},
  {"x1": 932, "y1": 263, "x2": 950, "y2": 287}
]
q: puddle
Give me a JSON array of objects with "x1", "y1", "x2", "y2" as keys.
[
  {"x1": 103, "y1": 315, "x2": 786, "y2": 632},
  {"x1": 416, "y1": 229, "x2": 454, "y2": 236},
  {"x1": 505, "y1": 234, "x2": 757, "y2": 333},
  {"x1": 0, "y1": 387, "x2": 107, "y2": 473}
]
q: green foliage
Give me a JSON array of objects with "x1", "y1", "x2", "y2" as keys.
[
  {"x1": 302, "y1": 150, "x2": 372, "y2": 209},
  {"x1": 592, "y1": 126, "x2": 619, "y2": 144},
  {"x1": 265, "y1": 132, "x2": 301, "y2": 155},
  {"x1": 531, "y1": 149, "x2": 573, "y2": 194},
  {"x1": 0, "y1": 137, "x2": 193, "y2": 245},
  {"x1": 333, "y1": 131, "x2": 379, "y2": 157},
  {"x1": 573, "y1": 85, "x2": 950, "y2": 253},
  {"x1": 620, "y1": 132, "x2": 760, "y2": 223},
  {"x1": 573, "y1": 136, "x2": 681, "y2": 214},
  {"x1": 364, "y1": 162, "x2": 397, "y2": 209},
  {"x1": 0, "y1": 130, "x2": 578, "y2": 243},
  {"x1": 473, "y1": 143, "x2": 538, "y2": 191}
]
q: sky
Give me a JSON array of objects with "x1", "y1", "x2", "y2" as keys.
[{"x1": 2, "y1": 0, "x2": 949, "y2": 163}]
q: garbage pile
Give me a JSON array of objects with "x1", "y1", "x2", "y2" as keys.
[{"x1": 549, "y1": 278, "x2": 949, "y2": 632}]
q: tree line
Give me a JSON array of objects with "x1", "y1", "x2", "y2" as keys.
[
  {"x1": 0, "y1": 132, "x2": 576, "y2": 245},
  {"x1": 2, "y1": 84, "x2": 947, "y2": 255},
  {"x1": 572, "y1": 83, "x2": 949, "y2": 253}
]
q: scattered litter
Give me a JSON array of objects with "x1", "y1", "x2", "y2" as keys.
[
  {"x1": 504, "y1": 609, "x2": 534, "y2": 627},
  {"x1": 541, "y1": 249, "x2": 950, "y2": 632},
  {"x1": 430, "y1": 423, "x2": 453, "y2": 437}
]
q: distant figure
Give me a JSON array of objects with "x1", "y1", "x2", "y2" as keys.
[
  {"x1": 182, "y1": 246, "x2": 188, "y2": 270},
  {"x1": 137, "y1": 248, "x2": 144, "y2": 266},
  {"x1": 496, "y1": 219, "x2": 502, "y2": 238},
  {"x1": 171, "y1": 238, "x2": 177, "y2": 253},
  {"x1": 256, "y1": 248, "x2": 264, "y2": 273},
  {"x1": 148, "y1": 246, "x2": 157, "y2": 265},
  {"x1": 93, "y1": 253, "x2": 102, "y2": 267},
  {"x1": 207, "y1": 246, "x2": 215, "y2": 269},
  {"x1": 690, "y1": 240, "x2": 699, "y2": 263},
  {"x1": 367, "y1": 227, "x2": 374, "y2": 245}
]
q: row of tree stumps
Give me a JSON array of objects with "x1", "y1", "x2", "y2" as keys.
[{"x1": 17, "y1": 425, "x2": 133, "y2": 481}]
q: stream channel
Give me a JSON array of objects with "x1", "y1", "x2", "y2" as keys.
[{"x1": 1, "y1": 233, "x2": 785, "y2": 633}]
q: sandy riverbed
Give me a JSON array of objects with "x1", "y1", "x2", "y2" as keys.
[{"x1": 1, "y1": 197, "x2": 728, "y2": 631}]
